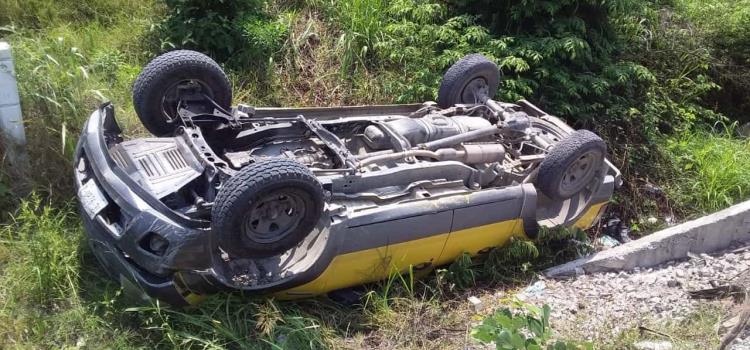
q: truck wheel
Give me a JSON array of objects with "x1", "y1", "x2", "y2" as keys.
[
  {"x1": 132, "y1": 50, "x2": 232, "y2": 136},
  {"x1": 536, "y1": 130, "x2": 606, "y2": 201},
  {"x1": 437, "y1": 54, "x2": 499, "y2": 108},
  {"x1": 212, "y1": 159, "x2": 324, "y2": 258}
]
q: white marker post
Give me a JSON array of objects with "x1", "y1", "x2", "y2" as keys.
[{"x1": 0, "y1": 41, "x2": 28, "y2": 169}]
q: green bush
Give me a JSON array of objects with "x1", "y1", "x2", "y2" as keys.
[
  {"x1": 440, "y1": 228, "x2": 592, "y2": 291},
  {"x1": 159, "y1": 0, "x2": 288, "y2": 65},
  {"x1": 0, "y1": 198, "x2": 81, "y2": 305},
  {"x1": 672, "y1": 0, "x2": 750, "y2": 123},
  {"x1": 676, "y1": 0, "x2": 750, "y2": 64},
  {"x1": 374, "y1": 0, "x2": 653, "y2": 123},
  {"x1": 472, "y1": 302, "x2": 592, "y2": 349},
  {"x1": 368, "y1": 0, "x2": 728, "y2": 150}
]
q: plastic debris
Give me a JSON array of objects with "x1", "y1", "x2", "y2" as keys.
[
  {"x1": 468, "y1": 296, "x2": 483, "y2": 312},
  {"x1": 596, "y1": 235, "x2": 621, "y2": 249},
  {"x1": 738, "y1": 122, "x2": 750, "y2": 138},
  {"x1": 633, "y1": 340, "x2": 673, "y2": 350},
  {"x1": 641, "y1": 182, "x2": 665, "y2": 196},
  {"x1": 664, "y1": 215, "x2": 677, "y2": 226},
  {"x1": 603, "y1": 216, "x2": 632, "y2": 243},
  {"x1": 525, "y1": 281, "x2": 546, "y2": 297}
]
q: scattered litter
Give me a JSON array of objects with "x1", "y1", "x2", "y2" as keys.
[
  {"x1": 641, "y1": 182, "x2": 665, "y2": 196},
  {"x1": 524, "y1": 281, "x2": 546, "y2": 297},
  {"x1": 737, "y1": 122, "x2": 750, "y2": 138},
  {"x1": 664, "y1": 215, "x2": 677, "y2": 226},
  {"x1": 666, "y1": 279, "x2": 681, "y2": 288},
  {"x1": 603, "y1": 217, "x2": 621, "y2": 237},
  {"x1": 646, "y1": 217, "x2": 658, "y2": 225},
  {"x1": 603, "y1": 216, "x2": 632, "y2": 243},
  {"x1": 633, "y1": 340, "x2": 673, "y2": 350},
  {"x1": 618, "y1": 222, "x2": 633, "y2": 242},
  {"x1": 468, "y1": 296, "x2": 483, "y2": 312},
  {"x1": 596, "y1": 235, "x2": 621, "y2": 249}
]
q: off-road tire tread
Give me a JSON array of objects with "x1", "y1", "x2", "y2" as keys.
[
  {"x1": 212, "y1": 158, "x2": 324, "y2": 258},
  {"x1": 438, "y1": 54, "x2": 500, "y2": 108},
  {"x1": 132, "y1": 50, "x2": 232, "y2": 136},
  {"x1": 537, "y1": 130, "x2": 606, "y2": 201}
]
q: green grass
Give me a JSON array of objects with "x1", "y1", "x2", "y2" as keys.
[
  {"x1": 664, "y1": 125, "x2": 750, "y2": 215},
  {"x1": 0, "y1": 197, "x2": 483, "y2": 349},
  {"x1": 0, "y1": 195, "x2": 573, "y2": 349},
  {"x1": 0, "y1": 197, "x2": 141, "y2": 348},
  {"x1": 127, "y1": 298, "x2": 334, "y2": 349},
  {"x1": 327, "y1": 0, "x2": 388, "y2": 72},
  {"x1": 602, "y1": 304, "x2": 724, "y2": 350},
  {"x1": 0, "y1": 0, "x2": 154, "y2": 29},
  {"x1": 1, "y1": 0, "x2": 750, "y2": 348},
  {"x1": 1, "y1": 3, "x2": 158, "y2": 203}
]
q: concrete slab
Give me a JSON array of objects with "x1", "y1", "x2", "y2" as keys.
[
  {"x1": 0, "y1": 41, "x2": 28, "y2": 172},
  {"x1": 545, "y1": 199, "x2": 750, "y2": 277}
]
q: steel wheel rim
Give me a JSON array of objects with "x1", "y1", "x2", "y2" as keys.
[
  {"x1": 161, "y1": 79, "x2": 213, "y2": 121},
  {"x1": 461, "y1": 77, "x2": 490, "y2": 104},
  {"x1": 559, "y1": 150, "x2": 599, "y2": 195},
  {"x1": 241, "y1": 190, "x2": 307, "y2": 244}
]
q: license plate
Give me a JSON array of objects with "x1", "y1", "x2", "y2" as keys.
[{"x1": 79, "y1": 180, "x2": 108, "y2": 219}]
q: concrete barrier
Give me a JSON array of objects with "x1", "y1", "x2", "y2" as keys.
[
  {"x1": 545, "y1": 199, "x2": 750, "y2": 277},
  {"x1": 0, "y1": 41, "x2": 28, "y2": 170}
]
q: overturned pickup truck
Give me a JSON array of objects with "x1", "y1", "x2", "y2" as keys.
[{"x1": 74, "y1": 50, "x2": 621, "y2": 305}]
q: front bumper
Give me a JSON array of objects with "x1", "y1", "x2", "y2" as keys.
[{"x1": 74, "y1": 104, "x2": 220, "y2": 305}]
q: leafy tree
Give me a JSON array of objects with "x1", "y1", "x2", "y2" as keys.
[{"x1": 159, "y1": 0, "x2": 287, "y2": 66}]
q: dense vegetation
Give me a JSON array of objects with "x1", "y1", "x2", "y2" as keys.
[{"x1": 0, "y1": 0, "x2": 749, "y2": 348}]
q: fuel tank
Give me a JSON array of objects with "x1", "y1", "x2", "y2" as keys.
[{"x1": 363, "y1": 114, "x2": 491, "y2": 150}]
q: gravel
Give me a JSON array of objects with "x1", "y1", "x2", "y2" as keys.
[
  {"x1": 517, "y1": 245, "x2": 750, "y2": 346},
  {"x1": 734, "y1": 329, "x2": 750, "y2": 350}
]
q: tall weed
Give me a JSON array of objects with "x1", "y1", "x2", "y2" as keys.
[
  {"x1": 128, "y1": 297, "x2": 331, "y2": 349},
  {"x1": 5, "y1": 20, "x2": 150, "y2": 199},
  {"x1": 330, "y1": 0, "x2": 389, "y2": 72},
  {"x1": 0, "y1": 0, "x2": 156, "y2": 29},
  {"x1": 0, "y1": 197, "x2": 142, "y2": 347},
  {"x1": 665, "y1": 125, "x2": 750, "y2": 214}
]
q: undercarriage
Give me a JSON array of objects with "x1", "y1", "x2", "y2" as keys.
[{"x1": 74, "y1": 51, "x2": 621, "y2": 305}]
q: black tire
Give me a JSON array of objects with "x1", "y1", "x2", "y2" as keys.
[
  {"x1": 212, "y1": 159, "x2": 324, "y2": 258},
  {"x1": 536, "y1": 130, "x2": 607, "y2": 201},
  {"x1": 437, "y1": 54, "x2": 500, "y2": 109},
  {"x1": 132, "y1": 50, "x2": 232, "y2": 136}
]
